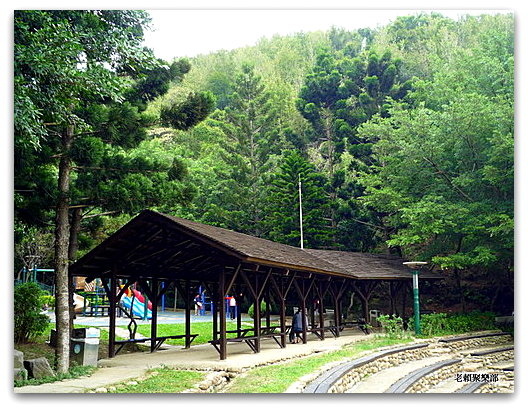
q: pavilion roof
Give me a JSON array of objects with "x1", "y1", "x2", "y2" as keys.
[{"x1": 69, "y1": 210, "x2": 441, "y2": 281}]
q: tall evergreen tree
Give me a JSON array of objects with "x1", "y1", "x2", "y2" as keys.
[
  {"x1": 296, "y1": 43, "x2": 411, "y2": 249},
  {"x1": 214, "y1": 64, "x2": 278, "y2": 235},
  {"x1": 264, "y1": 151, "x2": 332, "y2": 248},
  {"x1": 14, "y1": 10, "x2": 213, "y2": 372}
]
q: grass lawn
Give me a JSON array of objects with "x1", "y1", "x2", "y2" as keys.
[
  {"x1": 108, "y1": 367, "x2": 204, "y2": 393},
  {"x1": 126, "y1": 321, "x2": 257, "y2": 346},
  {"x1": 224, "y1": 336, "x2": 413, "y2": 393},
  {"x1": 96, "y1": 334, "x2": 413, "y2": 393}
]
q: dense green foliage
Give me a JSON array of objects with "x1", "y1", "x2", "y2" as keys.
[
  {"x1": 14, "y1": 282, "x2": 50, "y2": 343},
  {"x1": 419, "y1": 312, "x2": 497, "y2": 337},
  {"x1": 377, "y1": 314, "x2": 407, "y2": 339},
  {"x1": 15, "y1": 11, "x2": 513, "y2": 316}
]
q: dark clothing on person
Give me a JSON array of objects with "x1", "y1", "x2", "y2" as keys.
[
  {"x1": 293, "y1": 311, "x2": 308, "y2": 331},
  {"x1": 291, "y1": 310, "x2": 309, "y2": 343}
]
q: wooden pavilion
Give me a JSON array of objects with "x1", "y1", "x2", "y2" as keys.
[{"x1": 69, "y1": 209, "x2": 441, "y2": 360}]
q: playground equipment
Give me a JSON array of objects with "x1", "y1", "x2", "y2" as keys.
[
  {"x1": 17, "y1": 267, "x2": 54, "y2": 294},
  {"x1": 120, "y1": 294, "x2": 152, "y2": 320},
  {"x1": 130, "y1": 288, "x2": 152, "y2": 311},
  {"x1": 81, "y1": 285, "x2": 110, "y2": 316}
]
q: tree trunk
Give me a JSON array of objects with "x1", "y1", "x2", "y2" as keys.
[
  {"x1": 53, "y1": 124, "x2": 73, "y2": 374},
  {"x1": 68, "y1": 207, "x2": 83, "y2": 339},
  {"x1": 68, "y1": 207, "x2": 82, "y2": 261}
]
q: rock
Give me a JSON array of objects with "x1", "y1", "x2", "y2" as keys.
[
  {"x1": 95, "y1": 387, "x2": 108, "y2": 393},
  {"x1": 14, "y1": 350, "x2": 24, "y2": 368},
  {"x1": 199, "y1": 381, "x2": 211, "y2": 390},
  {"x1": 14, "y1": 368, "x2": 28, "y2": 381},
  {"x1": 24, "y1": 357, "x2": 55, "y2": 379},
  {"x1": 126, "y1": 381, "x2": 138, "y2": 386},
  {"x1": 461, "y1": 362, "x2": 481, "y2": 372}
]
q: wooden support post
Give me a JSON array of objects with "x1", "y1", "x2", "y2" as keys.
[
  {"x1": 254, "y1": 293, "x2": 261, "y2": 352},
  {"x1": 269, "y1": 273, "x2": 286, "y2": 348},
  {"x1": 330, "y1": 279, "x2": 348, "y2": 336},
  {"x1": 333, "y1": 293, "x2": 340, "y2": 337},
  {"x1": 253, "y1": 271, "x2": 262, "y2": 353},
  {"x1": 219, "y1": 269, "x2": 227, "y2": 360},
  {"x1": 236, "y1": 286, "x2": 242, "y2": 338},
  {"x1": 108, "y1": 275, "x2": 117, "y2": 358},
  {"x1": 354, "y1": 281, "x2": 378, "y2": 324},
  {"x1": 293, "y1": 276, "x2": 312, "y2": 344},
  {"x1": 212, "y1": 289, "x2": 218, "y2": 345},
  {"x1": 310, "y1": 285, "x2": 316, "y2": 331},
  {"x1": 279, "y1": 282, "x2": 286, "y2": 347},
  {"x1": 185, "y1": 280, "x2": 191, "y2": 348},
  {"x1": 317, "y1": 280, "x2": 325, "y2": 339},
  {"x1": 265, "y1": 287, "x2": 271, "y2": 329},
  {"x1": 300, "y1": 292, "x2": 307, "y2": 344},
  {"x1": 150, "y1": 279, "x2": 158, "y2": 353}
]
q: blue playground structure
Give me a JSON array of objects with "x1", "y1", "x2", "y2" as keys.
[{"x1": 120, "y1": 295, "x2": 152, "y2": 320}]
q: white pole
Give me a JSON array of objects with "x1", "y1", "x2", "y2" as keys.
[{"x1": 299, "y1": 174, "x2": 304, "y2": 249}]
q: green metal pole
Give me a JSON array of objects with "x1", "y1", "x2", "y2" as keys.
[{"x1": 412, "y1": 270, "x2": 421, "y2": 335}]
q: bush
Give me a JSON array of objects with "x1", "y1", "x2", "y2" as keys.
[
  {"x1": 377, "y1": 314, "x2": 408, "y2": 339},
  {"x1": 40, "y1": 294, "x2": 55, "y2": 310},
  {"x1": 420, "y1": 311, "x2": 496, "y2": 337},
  {"x1": 14, "y1": 282, "x2": 50, "y2": 343},
  {"x1": 247, "y1": 301, "x2": 267, "y2": 319}
]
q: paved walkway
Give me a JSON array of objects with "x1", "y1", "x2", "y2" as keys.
[{"x1": 14, "y1": 329, "x2": 373, "y2": 393}]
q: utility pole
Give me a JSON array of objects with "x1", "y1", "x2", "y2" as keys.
[{"x1": 299, "y1": 174, "x2": 304, "y2": 249}]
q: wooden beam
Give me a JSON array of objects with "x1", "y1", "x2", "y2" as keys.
[
  {"x1": 120, "y1": 228, "x2": 163, "y2": 263},
  {"x1": 256, "y1": 268, "x2": 272, "y2": 300},
  {"x1": 150, "y1": 278, "x2": 158, "y2": 353},
  {"x1": 225, "y1": 264, "x2": 241, "y2": 296},
  {"x1": 185, "y1": 280, "x2": 192, "y2": 348},
  {"x1": 218, "y1": 269, "x2": 227, "y2": 360},
  {"x1": 107, "y1": 275, "x2": 117, "y2": 358},
  {"x1": 240, "y1": 270, "x2": 256, "y2": 299}
]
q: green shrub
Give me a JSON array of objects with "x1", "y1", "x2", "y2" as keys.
[
  {"x1": 377, "y1": 314, "x2": 408, "y2": 339},
  {"x1": 247, "y1": 301, "x2": 267, "y2": 319},
  {"x1": 420, "y1": 311, "x2": 496, "y2": 337},
  {"x1": 14, "y1": 282, "x2": 50, "y2": 343},
  {"x1": 40, "y1": 294, "x2": 55, "y2": 309}
]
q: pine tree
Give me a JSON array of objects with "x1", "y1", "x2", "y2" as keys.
[{"x1": 264, "y1": 151, "x2": 332, "y2": 248}]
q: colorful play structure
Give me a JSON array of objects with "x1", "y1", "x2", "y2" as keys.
[{"x1": 119, "y1": 286, "x2": 152, "y2": 320}]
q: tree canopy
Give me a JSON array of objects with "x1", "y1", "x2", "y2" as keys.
[{"x1": 14, "y1": 11, "x2": 514, "y2": 368}]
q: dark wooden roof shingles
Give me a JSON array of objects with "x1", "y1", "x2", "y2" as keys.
[{"x1": 70, "y1": 210, "x2": 440, "y2": 280}]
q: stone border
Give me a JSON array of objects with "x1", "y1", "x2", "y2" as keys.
[{"x1": 296, "y1": 332, "x2": 514, "y2": 394}]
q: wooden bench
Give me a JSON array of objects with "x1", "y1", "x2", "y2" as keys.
[
  {"x1": 209, "y1": 336, "x2": 259, "y2": 354},
  {"x1": 260, "y1": 328, "x2": 288, "y2": 348},
  {"x1": 339, "y1": 320, "x2": 370, "y2": 335},
  {"x1": 114, "y1": 334, "x2": 198, "y2": 354},
  {"x1": 209, "y1": 326, "x2": 290, "y2": 352}
]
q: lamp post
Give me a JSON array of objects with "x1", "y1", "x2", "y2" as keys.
[{"x1": 403, "y1": 261, "x2": 427, "y2": 335}]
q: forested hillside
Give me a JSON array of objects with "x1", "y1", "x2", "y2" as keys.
[{"x1": 15, "y1": 11, "x2": 514, "y2": 320}]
